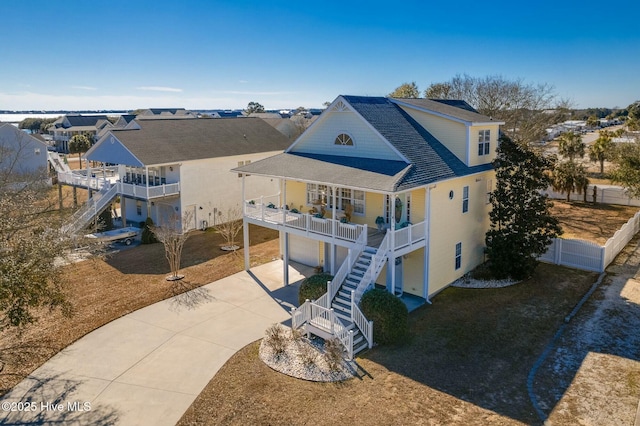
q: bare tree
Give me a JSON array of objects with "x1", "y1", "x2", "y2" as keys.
[
  {"x1": 213, "y1": 205, "x2": 243, "y2": 252},
  {"x1": 425, "y1": 74, "x2": 570, "y2": 145},
  {"x1": 0, "y1": 130, "x2": 72, "y2": 330},
  {"x1": 151, "y1": 211, "x2": 193, "y2": 280}
]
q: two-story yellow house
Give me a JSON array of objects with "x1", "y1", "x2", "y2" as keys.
[{"x1": 234, "y1": 95, "x2": 503, "y2": 356}]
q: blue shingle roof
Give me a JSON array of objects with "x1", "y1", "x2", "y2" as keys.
[{"x1": 342, "y1": 96, "x2": 493, "y2": 191}]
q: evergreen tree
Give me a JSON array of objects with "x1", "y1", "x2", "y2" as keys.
[{"x1": 486, "y1": 136, "x2": 562, "y2": 279}]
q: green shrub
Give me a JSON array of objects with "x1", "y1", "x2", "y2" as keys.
[
  {"x1": 298, "y1": 273, "x2": 333, "y2": 305},
  {"x1": 141, "y1": 217, "x2": 158, "y2": 244},
  {"x1": 359, "y1": 288, "x2": 409, "y2": 345}
]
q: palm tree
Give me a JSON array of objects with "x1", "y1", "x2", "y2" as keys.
[
  {"x1": 552, "y1": 161, "x2": 589, "y2": 202},
  {"x1": 558, "y1": 131, "x2": 585, "y2": 162},
  {"x1": 589, "y1": 131, "x2": 614, "y2": 174},
  {"x1": 68, "y1": 134, "x2": 91, "y2": 169}
]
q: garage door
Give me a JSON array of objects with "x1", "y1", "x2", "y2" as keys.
[{"x1": 288, "y1": 234, "x2": 319, "y2": 267}]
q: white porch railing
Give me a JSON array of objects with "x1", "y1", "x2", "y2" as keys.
[
  {"x1": 244, "y1": 198, "x2": 368, "y2": 245},
  {"x1": 119, "y1": 181, "x2": 180, "y2": 199},
  {"x1": 394, "y1": 221, "x2": 426, "y2": 250}
]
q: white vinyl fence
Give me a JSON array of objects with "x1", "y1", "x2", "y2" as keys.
[
  {"x1": 539, "y1": 210, "x2": 640, "y2": 272},
  {"x1": 543, "y1": 184, "x2": 640, "y2": 207}
]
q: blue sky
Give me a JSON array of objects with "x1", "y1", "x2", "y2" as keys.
[{"x1": 1, "y1": 0, "x2": 638, "y2": 111}]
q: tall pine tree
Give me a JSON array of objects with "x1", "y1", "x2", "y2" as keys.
[{"x1": 485, "y1": 136, "x2": 562, "y2": 279}]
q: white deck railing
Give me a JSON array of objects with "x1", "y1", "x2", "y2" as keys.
[
  {"x1": 57, "y1": 170, "x2": 180, "y2": 200},
  {"x1": 394, "y1": 221, "x2": 426, "y2": 250},
  {"x1": 244, "y1": 198, "x2": 367, "y2": 245},
  {"x1": 119, "y1": 182, "x2": 180, "y2": 199}
]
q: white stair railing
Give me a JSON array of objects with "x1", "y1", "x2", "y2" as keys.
[
  {"x1": 351, "y1": 290, "x2": 373, "y2": 349},
  {"x1": 62, "y1": 183, "x2": 119, "y2": 234},
  {"x1": 354, "y1": 231, "x2": 390, "y2": 303}
]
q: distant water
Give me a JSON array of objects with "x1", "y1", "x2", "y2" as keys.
[{"x1": 0, "y1": 112, "x2": 124, "y2": 123}]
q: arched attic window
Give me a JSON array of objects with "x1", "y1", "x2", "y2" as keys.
[{"x1": 334, "y1": 133, "x2": 354, "y2": 146}]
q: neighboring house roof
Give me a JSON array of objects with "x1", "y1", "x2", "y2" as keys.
[
  {"x1": 390, "y1": 98, "x2": 500, "y2": 124},
  {"x1": 87, "y1": 117, "x2": 292, "y2": 166},
  {"x1": 234, "y1": 95, "x2": 495, "y2": 192},
  {"x1": 53, "y1": 114, "x2": 109, "y2": 129}
]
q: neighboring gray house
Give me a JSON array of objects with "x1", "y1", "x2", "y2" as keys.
[
  {"x1": 0, "y1": 123, "x2": 48, "y2": 179},
  {"x1": 58, "y1": 117, "x2": 292, "y2": 232}
]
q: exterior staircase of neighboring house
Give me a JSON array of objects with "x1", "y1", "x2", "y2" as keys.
[
  {"x1": 291, "y1": 231, "x2": 391, "y2": 359},
  {"x1": 47, "y1": 151, "x2": 72, "y2": 174},
  {"x1": 62, "y1": 183, "x2": 119, "y2": 234}
]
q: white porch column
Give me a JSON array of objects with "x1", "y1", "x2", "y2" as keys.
[
  {"x1": 389, "y1": 193, "x2": 396, "y2": 295},
  {"x1": 283, "y1": 232, "x2": 290, "y2": 286},
  {"x1": 243, "y1": 217, "x2": 250, "y2": 271},
  {"x1": 330, "y1": 185, "x2": 337, "y2": 275},
  {"x1": 242, "y1": 175, "x2": 250, "y2": 271},
  {"x1": 145, "y1": 167, "x2": 150, "y2": 198},
  {"x1": 423, "y1": 186, "x2": 432, "y2": 300}
]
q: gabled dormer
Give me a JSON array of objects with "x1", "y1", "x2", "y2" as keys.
[
  {"x1": 286, "y1": 96, "x2": 408, "y2": 163},
  {"x1": 390, "y1": 98, "x2": 504, "y2": 167}
]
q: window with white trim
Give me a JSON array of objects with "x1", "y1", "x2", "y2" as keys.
[
  {"x1": 306, "y1": 184, "x2": 365, "y2": 215},
  {"x1": 455, "y1": 242, "x2": 462, "y2": 270},
  {"x1": 462, "y1": 186, "x2": 469, "y2": 213},
  {"x1": 478, "y1": 130, "x2": 490, "y2": 156}
]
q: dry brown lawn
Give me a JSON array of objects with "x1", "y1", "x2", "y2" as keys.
[
  {"x1": 0, "y1": 224, "x2": 279, "y2": 396},
  {"x1": 550, "y1": 200, "x2": 639, "y2": 244},
  {"x1": 177, "y1": 201, "x2": 640, "y2": 425},
  {"x1": 178, "y1": 264, "x2": 598, "y2": 426}
]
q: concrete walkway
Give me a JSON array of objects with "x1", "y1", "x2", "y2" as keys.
[{"x1": 0, "y1": 260, "x2": 313, "y2": 425}]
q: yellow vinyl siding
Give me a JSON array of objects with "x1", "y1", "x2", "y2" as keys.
[
  {"x1": 403, "y1": 248, "x2": 425, "y2": 297},
  {"x1": 283, "y1": 180, "x2": 308, "y2": 213},
  {"x1": 468, "y1": 124, "x2": 501, "y2": 167},
  {"x1": 427, "y1": 172, "x2": 493, "y2": 296}
]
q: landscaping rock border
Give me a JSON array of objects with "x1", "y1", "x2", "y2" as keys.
[{"x1": 259, "y1": 326, "x2": 357, "y2": 382}]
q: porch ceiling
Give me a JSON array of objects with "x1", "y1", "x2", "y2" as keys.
[{"x1": 233, "y1": 152, "x2": 410, "y2": 192}]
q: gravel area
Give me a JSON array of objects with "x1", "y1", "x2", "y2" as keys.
[
  {"x1": 259, "y1": 325, "x2": 357, "y2": 382},
  {"x1": 451, "y1": 273, "x2": 519, "y2": 289}
]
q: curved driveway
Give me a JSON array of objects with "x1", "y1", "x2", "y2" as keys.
[{"x1": 0, "y1": 261, "x2": 311, "y2": 425}]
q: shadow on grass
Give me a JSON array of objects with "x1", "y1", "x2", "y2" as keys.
[
  {"x1": 0, "y1": 372, "x2": 119, "y2": 425},
  {"x1": 361, "y1": 263, "x2": 601, "y2": 425}
]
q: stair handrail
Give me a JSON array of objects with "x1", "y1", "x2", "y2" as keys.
[
  {"x1": 351, "y1": 290, "x2": 373, "y2": 350},
  {"x1": 63, "y1": 183, "x2": 119, "y2": 234},
  {"x1": 354, "y1": 231, "x2": 391, "y2": 304},
  {"x1": 328, "y1": 244, "x2": 364, "y2": 303},
  {"x1": 291, "y1": 299, "x2": 312, "y2": 329}
]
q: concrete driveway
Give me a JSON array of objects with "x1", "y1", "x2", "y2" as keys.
[{"x1": 0, "y1": 260, "x2": 313, "y2": 425}]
